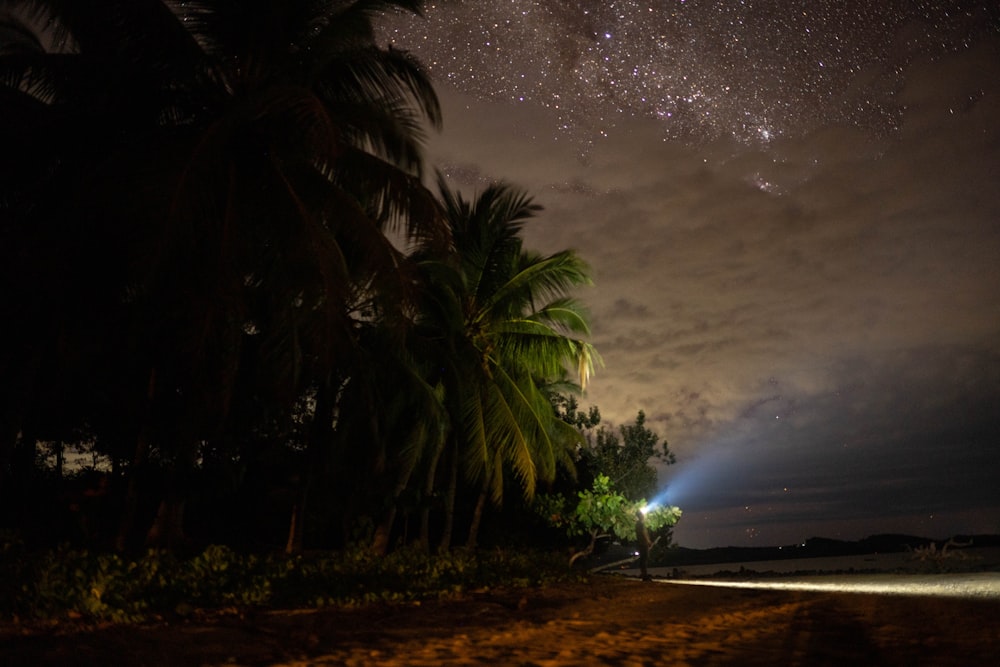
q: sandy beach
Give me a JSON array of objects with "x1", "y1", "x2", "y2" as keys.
[{"x1": 3, "y1": 572, "x2": 999, "y2": 666}]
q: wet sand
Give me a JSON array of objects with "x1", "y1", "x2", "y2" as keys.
[{"x1": 2, "y1": 575, "x2": 998, "y2": 666}]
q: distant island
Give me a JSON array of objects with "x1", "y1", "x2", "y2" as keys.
[{"x1": 659, "y1": 533, "x2": 1000, "y2": 568}]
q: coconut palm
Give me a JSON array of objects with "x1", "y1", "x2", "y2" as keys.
[
  {"x1": 413, "y1": 176, "x2": 600, "y2": 549},
  {"x1": 0, "y1": 0, "x2": 445, "y2": 548}
]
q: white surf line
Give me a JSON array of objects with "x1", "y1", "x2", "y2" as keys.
[{"x1": 658, "y1": 573, "x2": 1000, "y2": 599}]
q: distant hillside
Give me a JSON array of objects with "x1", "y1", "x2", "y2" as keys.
[{"x1": 658, "y1": 534, "x2": 999, "y2": 567}]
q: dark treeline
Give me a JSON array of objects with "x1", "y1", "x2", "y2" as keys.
[{"x1": 0, "y1": 1, "x2": 603, "y2": 556}]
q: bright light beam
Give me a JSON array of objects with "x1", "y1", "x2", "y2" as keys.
[{"x1": 657, "y1": 573, "x2": 1000, "y2": 600}]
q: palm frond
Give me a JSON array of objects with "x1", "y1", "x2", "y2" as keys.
[
  {"x1": 425, "y1": 176, "x2": 601, "y2": 504},
  {"x1": 459, "y1": 379, "x2": 490, "y2": 488},
  {"x1": 474, "y1": 373, "x2": 537, "y2": 503},
  {"x1": 0, "y1": 11, "x2": 44, "y2": 54},
  {"x1": 482, "y1": 251, "x2": 592, "y2": 318},
  {"x1": 315, "y1": 43, "x2": 440, "y2": 129}
]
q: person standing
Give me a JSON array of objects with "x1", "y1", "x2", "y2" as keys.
[{"x1": 635, "y1": 509, "x2": 652, "y2": 581}]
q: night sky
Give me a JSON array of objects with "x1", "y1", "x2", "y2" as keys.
[{"x1": 383, "y1": 1, "x2": 1000, "y2": 548}]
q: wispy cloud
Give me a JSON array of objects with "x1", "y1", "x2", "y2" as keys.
[{"x1": 419, "y1": 25, "x2": 1000, "y2": 547}]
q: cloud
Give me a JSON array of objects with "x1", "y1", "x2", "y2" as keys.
[
  {"x1": 421, "y1": 30, "x2": 1000, "y2": 547},
  {"x1": 661, "y1": 342, "x2": 1000, "y2": 545}
]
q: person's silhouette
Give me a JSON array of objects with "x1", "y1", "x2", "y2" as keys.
[{"x1": 635, "y1": 510, "x2": 652, "y2": 581}]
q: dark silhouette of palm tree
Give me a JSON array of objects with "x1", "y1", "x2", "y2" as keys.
[{"x1": 0, "y1": 1, "x2": 444, "y2": 548}]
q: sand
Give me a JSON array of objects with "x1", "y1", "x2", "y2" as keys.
[{"x1": 3, "y1": 575, "x2": 999, "y2": 666}]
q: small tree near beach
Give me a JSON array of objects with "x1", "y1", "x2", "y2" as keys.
[{"x1": 536, "y1": 474, "x2": 681, "y2": 567}]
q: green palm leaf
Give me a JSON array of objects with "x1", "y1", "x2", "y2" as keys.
[{"x1": 416, "y1": 177, "x2": 600, "y2": 509}]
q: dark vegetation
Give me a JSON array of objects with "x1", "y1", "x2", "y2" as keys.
[
  {"x1": 0, "y1": 2, "x2": 678, "y2": 621},
  {"x1": 0, "y1": 535, "x2": 584, "y2": 623}
]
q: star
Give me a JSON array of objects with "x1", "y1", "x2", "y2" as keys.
[{"x1": 383, "y1": 1, "x2": 995, "y2": 150}]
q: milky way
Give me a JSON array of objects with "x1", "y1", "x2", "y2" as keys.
[
  {"x1": 384, "y1": 1, "x2": 995, "y2": 148},
  {"x1": 379, "y1": 1, "x2": 1000, "y2": 548}
]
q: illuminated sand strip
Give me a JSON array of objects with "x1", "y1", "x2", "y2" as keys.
[{"x1": 660, "y1": 573, "x2": 1000, "y2": 599}]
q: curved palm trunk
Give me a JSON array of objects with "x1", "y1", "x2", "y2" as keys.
[
  {"x1": 285, "y1": 500, "x2": 302, "y2": 555},
  {"x1": 418, "y1": 435, "x2": 447, "y2": 551},
  {"x1": 370, "y1": 450, "x2": 420, "y2": 556},
  {"x1": 465, "y1": 484, "x2": 489, "y2": 550},
  {"x1": 465, "y1": 479, "x2": 490, "y2": 550},
  {"x1": 437, "y1": 439, "x2": 459, "y2": 553}
]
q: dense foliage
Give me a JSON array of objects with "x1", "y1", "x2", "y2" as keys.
[
  {"x1": 0, "y1": 535, "x2": 582, "y2": 623},
  {"x1": 536, "y1": 473, "x2": 682, "y2": 566},
  {"x1": 591, "y1": 410, "x2": 676, "y2": 500},
  {"x1": 0, "y1": 4, "x2": 684, "y2": 605},
  {"x1": 0, "y1": 1, "x2": 615, "y2": 559}
]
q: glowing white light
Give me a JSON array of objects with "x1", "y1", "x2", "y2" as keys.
[{"x1": 657, "y1": 574, "x2": 1000, "y2": 600}]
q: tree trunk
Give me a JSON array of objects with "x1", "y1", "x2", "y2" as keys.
[
  {"x1": 437, "y1": 439, "x2": 458, "y2": 553},
  {"x1": 418, "y1": 434, "x2": 446, "y2": 551},
  {"x1": 285, "y1": 468, "x2": 311, "y2": 555},
  {"x1": 4, "y1": 431, "x2": 35, "y2": 526},
  {"x1": 465, "y1": 477, "x2": 490, "y2": 550},
  {"x1": 115, "y1": 368, "x2": 156, "y2": 552},
  {"x1": 371, "y1": 447, "x2": 420, "y2": 556},
  {"x1": 145, "y1": 445, "x2": 196, "y2": 550},
  {"x1": 286, "y1": 374, "x2": 337, "y2": 554},
  {"x1": 0, "y1": 345, "x2": 38, "y2": 499},
  {"x1": 9, "y1": 434, "x2": 36, "y2": 484},
  {"x1": 145, "y1": 393, "x2": 199, "y2": 550},
  {"x1": 115, "y1": 432, "x2": 148, "y2": 552},
  {"x1": 569, "y1": 530, "x2": 601, "y2": 568},
  {"x1": 370, "y1": 506, "x2": 395, "y2": 556},
  {"x1": 285, "y1": 501, "x2": 304, "y2": 555},
  {"x1": 54, "y1": 441, "x2": 64, "y2": 479},
  {"x1": 144, "y1": 492, "x2": 187, "y2": 549}
]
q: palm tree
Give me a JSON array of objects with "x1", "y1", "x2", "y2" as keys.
[
  {"x1": 413, "y1": 176, "x2": 600, "y2": 549},
  {"x1": 328, "y1": 318, "x2": 450, "y2": 555},
  {"x1": 0, "y1": 1, "x2": 445, "y2": 548}
]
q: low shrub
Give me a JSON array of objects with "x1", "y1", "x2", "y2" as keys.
[{"x1": 1, "y1": 542, "x2": 582, "y2": 623}]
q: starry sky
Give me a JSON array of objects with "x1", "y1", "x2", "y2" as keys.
[{"x1": 382, "y1": 1, "x2": 1000, "y2": 548}]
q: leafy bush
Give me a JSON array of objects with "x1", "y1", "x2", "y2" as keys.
[
  {"x1": 535, "y1": 474, "x2": 681, "y2": 565},
  {"x1": 1, "y1": 543, "x2": 582, "y2": 623}
]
